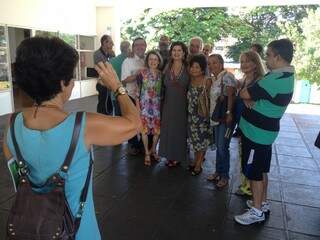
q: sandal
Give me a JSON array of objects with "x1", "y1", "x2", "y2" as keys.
[
  {"x1": 216, "y1": 178, "x2": 228, "y2": 189},
  {"x1": 191, "y1": 167, "x2": 202, "y2": 176},
  {"x1": 187, "y1": 164, "x2": 195, "y2": 171},
  {"x1": 151, "y1": 152, "x2": 161, "y2": 162},
  {"x1": 144, "y1": 154, "x2": 151, "y2": 166},
  {"x1": 207, "y1": 173, "x2": 220, "y2": 182},
  {"x1": 168, "y1": 160, "x2": 180, "y2": 168}
]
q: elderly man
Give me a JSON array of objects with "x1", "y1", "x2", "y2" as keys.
[
  {"x1": 234, "y1": 39, "x2": 295, "y2": 225},
  {"x1": 188, "y1": 36, "x2": 204, "y2": 58},
  {"x1": 121, "y1": 37, "x2": 147, "y2": 155},
  {"x1": 94, "y1": 35, "x2": 115, "y2": 115}
]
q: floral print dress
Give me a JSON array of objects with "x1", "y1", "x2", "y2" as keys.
[
  {"x1": 187, "y1": 84, "x2": 211, "y2": 151},
  {"x1": 138, "y1": 69, "x2": 162, "y2": 135}
]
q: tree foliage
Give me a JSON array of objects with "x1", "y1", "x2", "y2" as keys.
[
  {"x1": 121, "y1": 5, "x2": 320, "y2": 84},
  {"x1": 290, "y1": 9, "x2": 320, "y2": 84}
]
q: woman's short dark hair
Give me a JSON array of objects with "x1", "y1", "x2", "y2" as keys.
[
  {"x1": 189, "y1": 54, "x2": 207, "y2": 74},
  {"x1": 169, "y1": 41, "x2": 188, "y2": 65},
  {"x1": 15, "y1": 37, "x2": 79, "y2": 105},
  {"x1": 268, "y1": 39, "x2": 294, "y2": 64},
  {"x1": 145, "y1": 50, "x2": 163, "y2": 70}
]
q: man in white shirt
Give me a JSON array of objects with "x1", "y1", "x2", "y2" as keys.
[{"x1": 121, "y1": 37, "x2": 147, "y2": 155}]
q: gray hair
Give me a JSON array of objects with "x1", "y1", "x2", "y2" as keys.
[
  {"x1": 120, "y1": 40, "x2": 130, "y2": 53},
  {"x1": 189, "y1": 36, "x2": 204, "y2": 50}
]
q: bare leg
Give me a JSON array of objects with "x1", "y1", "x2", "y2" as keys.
[
  {"x1": 142, "y1": 133, "x2": 150, "y2": 166},
  {"x1": 250, "y1": 180, "x2": 263, "y2": 210},
  {"x1": 194, "y1": 150, "x2": 205, "y2": 172},
  {"x1": 262, "y1": 173, "x2": 268, "y2": 202},
  {"x1": 151, "y1": 134, "x2": 160, "y2": 161}
]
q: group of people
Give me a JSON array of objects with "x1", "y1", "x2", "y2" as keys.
[
  {"x1": 94, "y1": 34, "x2": 295, "y2": 226},
  {"x1": 2, "y1": 32, "x2": 294, "y2": 239}
]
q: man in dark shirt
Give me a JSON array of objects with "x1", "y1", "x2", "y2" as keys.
[
  {"x1": 94, "y1": 34, "x2": 115, "y2": 115},
  {"x1": 157, "y1": 35, "x2": 170, "y2": 71}
]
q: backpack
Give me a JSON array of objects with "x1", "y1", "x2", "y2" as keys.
[{"x1": 7, "y1": 111, "x2": 92, "y2": 240}]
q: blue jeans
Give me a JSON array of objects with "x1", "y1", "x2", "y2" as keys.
[{"x1": 214, "y1": 123, "x2": 233, "y2": 179}]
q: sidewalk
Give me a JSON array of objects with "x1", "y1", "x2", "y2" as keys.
[{"x1": 0, "y1": 96, "x2": 319, "y2": 240}]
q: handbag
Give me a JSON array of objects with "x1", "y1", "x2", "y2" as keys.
[
  {"x1": 315, "y1": 131, "x2": 320, "y2": 149},
  {"x1": 197, "y1": 80, "x2": 209, "y2": 118},
  {"x1": 7, "y1": 112, "x2": 92, "y2": 240},
  {"x1": 211, "y1": 76, "x2": 228, "y2": 122}
]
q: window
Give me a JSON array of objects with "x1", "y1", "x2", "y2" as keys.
[
  {"x1": 77, "y1": 35, "x2": 96, "y2": 80},
  {"x1": 0, "y1": 26, "x2": 10, "y2": 90}
]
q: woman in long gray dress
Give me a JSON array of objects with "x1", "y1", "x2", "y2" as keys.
[{"x1": 159, "y1": 41, "x2": 189, "y2": 167}]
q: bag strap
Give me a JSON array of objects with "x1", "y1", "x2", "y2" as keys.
[
  {"x1": 10, "y1": 112, "x2": 28, "y2": 175},
  {"x1": 219, "y1": 72, "x2": 228, "y2": 98},
  {"x1": 10, "y1": 112, "x2": 84, "y2": 176},
  {"x1": 74, "y1": 151, "x2": 93, "y2": 230},
  {"x1": 60, "y1": 112, "x2": 84, "y2": 173}
]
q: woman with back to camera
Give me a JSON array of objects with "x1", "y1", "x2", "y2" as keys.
[
  {"x1": 2, "y1": 37, "x2": 141, "y2": 240},
  {"x1": 159, "y1": 41, "x2": 190, "y2": 167},
  {"x1": 234, "y1": 50, "x2": 266, "y2": 196}
]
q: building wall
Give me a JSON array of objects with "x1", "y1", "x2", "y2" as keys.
[
  {"x1": 96, "y1": 6, "x2": 121, "y2": 54},
  {"x1": 0, "y1": 0, "x2": 96, "y2": 35}
]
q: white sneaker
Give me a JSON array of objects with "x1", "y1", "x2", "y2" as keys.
[
  {"x1": 246, "y1": 200, "x2": 270, "y2": 214},
  {"x1": 234, "y1": 208, "x2": 265, "y2": 225}
]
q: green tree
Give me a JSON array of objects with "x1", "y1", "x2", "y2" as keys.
[
  {"x1": 291, "y1": 8, "x2": 320, "y2": 84},
  {"x1": 121, "y1": 8, "x2": 230, "y2": 48},
  {"x1": 226, "y1": 5, "x2": 316, "y2": 61}
]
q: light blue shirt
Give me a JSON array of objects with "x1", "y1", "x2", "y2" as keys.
[{"x1": 7, "y1": 112, "x2": 100, "y2": 240}]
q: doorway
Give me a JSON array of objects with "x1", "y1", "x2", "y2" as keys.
[{"x1": 8, "y1": 27, "x2": 33, "y2": 111}]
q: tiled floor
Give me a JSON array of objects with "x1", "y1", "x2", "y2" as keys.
[{"x1": 0, "y1": 96, "x2": 320, "y2": 240}]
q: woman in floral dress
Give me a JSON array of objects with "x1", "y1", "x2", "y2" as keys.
[
  {"x1": 187, "y1": 54, "x2": 211, "y2": 175},
  {"x1": 137, "y1": 50, "x2": 162, "y2": 166}
]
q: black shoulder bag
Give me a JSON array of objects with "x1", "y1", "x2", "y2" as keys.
[
  {"x1": 7, "y1": 112, "x2": 93, "y2": 240},
  {"x1": 211, "y1": 74, "x2": 228, "y2": 122}
]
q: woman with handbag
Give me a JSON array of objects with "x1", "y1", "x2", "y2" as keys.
[
  {"x1": 2, "y1": 37, "x2": 141, "y2": 240},
  {"x1": 187, "y1": 55, "x2": 212, "y2": 175},
  {"x1": 206, "y1": 54, "x2": 237, "y2": 188},
  {"x1": 235, "y1": 51, "x2": 266, "y2": 196}
]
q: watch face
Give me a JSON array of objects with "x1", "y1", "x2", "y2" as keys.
[{"x1": 119, "y1": 86, "x2": 126, "y2": 94}]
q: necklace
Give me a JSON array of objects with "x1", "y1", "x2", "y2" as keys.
[
  {"x1": 32, "y1": 104, "x2": 63, "y2": 118},
  {"x1": 170, "y1": 65, "x2": 183, "y2": 82}
]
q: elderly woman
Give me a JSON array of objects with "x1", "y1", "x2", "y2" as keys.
[
  {"x1": 159, "y1": 41, "x2": 190, "y2": 167},
  {"x1": 207, "y1": 54, "x2": 237, "y2": 188},
  {"x1": 235, "y1": 50, "x2": 266, "y2": 196},
  {"x1": 2, "y1": 37, "x2": 141, "y2": 240},
  {"x1": 137, "y1": 50, "x2": 162, "y2": 166},
  {"x1": 187, "y1": 54, "x2": 211, "y2": 175}
]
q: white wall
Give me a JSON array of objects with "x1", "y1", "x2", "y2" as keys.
[
  {"x1": 310, "y1": 83, "x2": 320, "y2": 104},
  {"x1": 96, "y1": 6, "x2": 121, "y2": 54},
  {"x1": 0, "y1": 0, "x2": 96, "y2": 35},
  {"x1": 0, "y1": 91, "x2": 13, "y2": 115}
]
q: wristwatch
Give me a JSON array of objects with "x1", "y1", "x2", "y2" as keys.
[
  {"x1": 226, "y1": 110, "x2": 231, "y2": 115},
  {"x1": 114, "y1": 85, "x2": 127, "y2": 98}
]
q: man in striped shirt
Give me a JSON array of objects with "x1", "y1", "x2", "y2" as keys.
[{"x1": 234, "y1": 39, "x2": 295, "y2": 225}]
